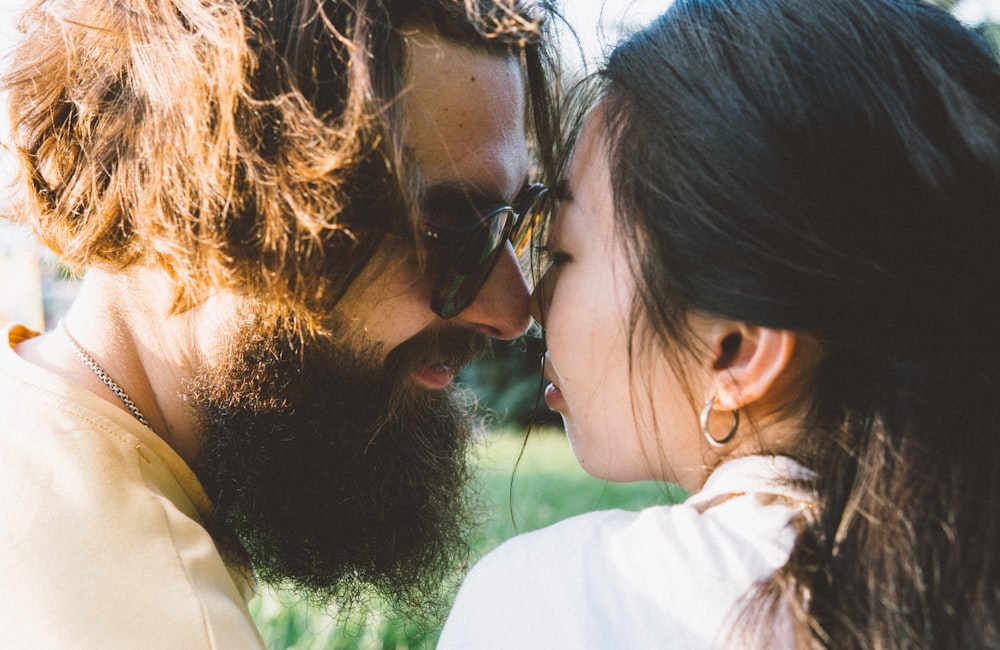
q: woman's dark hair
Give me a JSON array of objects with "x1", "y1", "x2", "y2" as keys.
[
  {"x1": 3, "y1": 0, "x2": 561, "y2": 331},
  {"x1": 601, "y1": 0, "x2": 1000, "y2": 646}
]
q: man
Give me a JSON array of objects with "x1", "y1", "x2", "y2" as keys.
[{"x1": 0, "y1": 0, "x2": 558, "y2": 646}]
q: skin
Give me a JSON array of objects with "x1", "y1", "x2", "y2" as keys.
[
  {"x1": 339, "y1": 29, "x2": 532, "y2": 352},
  {"x1": 532, "y1": 111, "x2": 714, "y2": 488},
  {"x1": 533, "y1": 109, "x2": 814, "y2": 491},
  {"x1": 14, "y1": 28, "x2": 532, "y2": 468}
]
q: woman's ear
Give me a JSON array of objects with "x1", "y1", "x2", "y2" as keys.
[{"x1": 698, "y1": 320, "x2": 797, "y2": 411}]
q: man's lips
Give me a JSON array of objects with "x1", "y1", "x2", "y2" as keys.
[
  {"x1": 411, "y1": 364, "x2": 455, "y2": 390},
  {"x1": 390, "y1": 325, "x2": 488, "y2": 391}
]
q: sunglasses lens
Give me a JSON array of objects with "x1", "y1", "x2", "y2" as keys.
[
  {"x1": 428, "y1": 184, "x2": 549, "y2": 319},
  {"x1": 431, "y1": 209, "x2": 515, "y2": 318}
]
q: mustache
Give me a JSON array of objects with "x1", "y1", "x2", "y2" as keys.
[{"x1": 384, "y1": 325, "x2": 490, "y2": 377}]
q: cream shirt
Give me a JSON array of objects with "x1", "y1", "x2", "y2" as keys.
[
  {"x1": 439, "y1": 455, "x2": 814, "y2": 649},
  {"x1": 0, "y1": 324, "x2": 264, "y2": 648}
]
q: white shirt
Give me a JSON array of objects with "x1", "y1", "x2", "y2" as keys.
[{"x1": 439, "y1": 455, "x2": 814, "y2": 649}]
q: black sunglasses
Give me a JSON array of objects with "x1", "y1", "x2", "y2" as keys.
[{"x1": 422, "y1": 183, "x2": 548, "y2": 319}]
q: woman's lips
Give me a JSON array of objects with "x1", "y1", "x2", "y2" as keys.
[
  {"x1": 544, "y1": 381, "x2": 565, "y2": 409},
  {"x1": 541, "y1": 354, "x2": 565, "y2": 410},
  {"x1": 411, "y1": 364, "x2": 454, "y2": 390}
]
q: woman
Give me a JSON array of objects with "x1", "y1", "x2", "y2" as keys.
[{"x1": 440, "y1": 0, "x2": 1000, "y2": 647}]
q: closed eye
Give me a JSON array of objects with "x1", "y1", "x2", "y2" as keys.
[{"x1": 535, "y1": 244, "x2": 572, "y2": 267}]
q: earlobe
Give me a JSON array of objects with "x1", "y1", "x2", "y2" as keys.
[{"x1": 707, "y1": 324, "x2": 797, "y2": 411}]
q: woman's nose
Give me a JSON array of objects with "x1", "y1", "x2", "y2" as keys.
[{"x1": 529, "y1": 267, "x2": 555, "y2": 328}]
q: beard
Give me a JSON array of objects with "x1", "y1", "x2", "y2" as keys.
[{"x1": 188, "y1": 312, "x2": 488, "y2": 616}]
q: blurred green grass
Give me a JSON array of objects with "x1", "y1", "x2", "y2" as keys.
[{"x1": 249, "y1": 430, "x2": 687, "y2": 649}]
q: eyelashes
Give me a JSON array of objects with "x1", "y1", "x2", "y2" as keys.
[{"x1": 533, "y1": 244, "x2": 571, "y2": 268}]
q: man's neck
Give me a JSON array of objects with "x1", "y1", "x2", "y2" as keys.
[{"x1": 13, "y1": 266, "x2": 220, "y2": 468}]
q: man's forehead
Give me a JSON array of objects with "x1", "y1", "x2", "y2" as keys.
[{"x1": 401, "y1": 28, "x2": 529, "y2": 203}]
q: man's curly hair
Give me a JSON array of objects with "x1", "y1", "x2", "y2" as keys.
[{"x1": 3, "y1": 0, "x2": 559, "y2": 329}]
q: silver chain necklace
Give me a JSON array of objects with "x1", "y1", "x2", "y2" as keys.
[{"x1": 59, "y1": 320, "x2": 150, "y2": 427}]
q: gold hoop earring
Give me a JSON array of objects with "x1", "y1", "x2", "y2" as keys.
[{"x1": 700, "y1": 395, "x2": 739, "y2": 447}]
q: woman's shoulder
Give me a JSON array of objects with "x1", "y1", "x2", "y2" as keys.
[
  {"x1": 481, "y1": 455, "x2": 814, "y2": 572},
  {"x1": 440, "y1": 508, "x2": 660, "y2": 648},
  {"x1": 439, "y1": 456, "x2": 813, "y2": 648}
]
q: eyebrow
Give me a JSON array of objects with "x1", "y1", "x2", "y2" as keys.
[
  {"x1": 421, "y1": 178, "x2": 530, "y2": 224},
  {"x1": 423, "y1": 181, "x2": 499, "y2": 213},
  {"x1": 550, "y1": 178, "x2": 573, "y2": 203},
  {"x1": 541, "y1": 179, "x2": 571, "y2": 244}
]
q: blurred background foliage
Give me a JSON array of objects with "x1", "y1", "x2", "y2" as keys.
[{"x1": 458, "y1": 333, "x2": 560, "y2": 428}]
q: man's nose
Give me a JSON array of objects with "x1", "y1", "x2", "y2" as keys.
[{"x1": 452, "y1": 243, "x2": 530, "y2": 339}]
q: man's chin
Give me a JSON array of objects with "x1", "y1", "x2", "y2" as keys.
[{"x1": 189, "y1": 317, "x2": 481, "y2": 616}]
